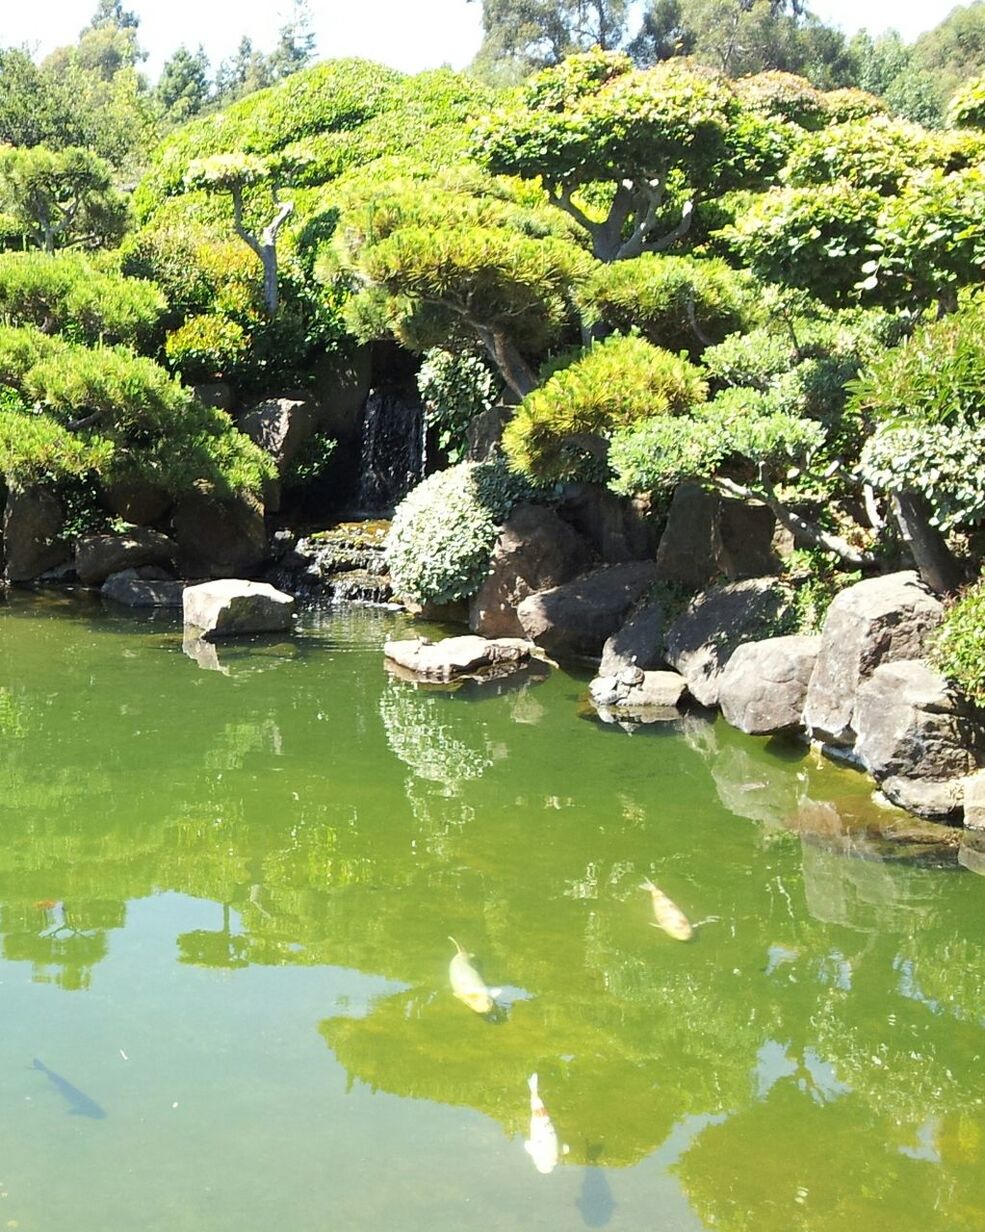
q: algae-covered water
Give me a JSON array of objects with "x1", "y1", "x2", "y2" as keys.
[{"x1": 1, "y1": 593, "x2": 983, "y2": 1232}]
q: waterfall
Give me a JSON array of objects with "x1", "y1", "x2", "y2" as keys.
[{"x1": 356, "y1": 386, "x2": 426, "y2": 514}]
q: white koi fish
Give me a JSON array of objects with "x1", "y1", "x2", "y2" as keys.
[
  {"x1": 448, "y1": 937, "x2": 500, "y2": 1015},
  {"x1": 524, "y1": 1073, "x2": 568, "y2": 1174},
  {"x1": 641, "y1": 879, "x2": 693, "y2": 941}
]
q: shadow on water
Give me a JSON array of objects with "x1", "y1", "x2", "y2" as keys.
[{"x1": 576, "y1": 1144, "x2": 616, "y2": 1227}]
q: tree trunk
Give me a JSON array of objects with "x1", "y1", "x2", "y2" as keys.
[
  {"x1": 892, "y1": 490, "x2": 964, "y2": 594},
  {"x1": 476, "y1": 327, "x2": 538, "y2": 400}
]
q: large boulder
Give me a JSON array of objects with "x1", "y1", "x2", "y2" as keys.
[
  {"x1": 183, "y1": 579, "x2": 295, "y2": 639},
  {"x1": 76, "y1": 528, "x2": 176, "y2": 587},
  {"x1": 556, "y1": 484, "x2": 655, "y2": 563},
  {"x1": 465, "y1": 405, "x2": 511, "y2": 463},
  {"x1": 102, "y1": 569, "x2": 184, "y2": 608},
  {"x1": 101, "y1": 478, "x2": 172, "y2": 527},
  {"x1": 665, "y1": 577, "x2": 788, "y2": 708},
  {"x1": 963, "y1": 770, "x2": 985, "y2": 832},
  {"x1": 718, "y1": 635, "x2": 821, "y2": 735},
  {"x1": 589, "y1": 666, "x2": 686, "y2": 709},
  {"x1": 469, "y1": 504, "x2": 592, "y2": 638},
  {"x1": 3, "y1": 485, "x2": 70, "y2": 582},
  {"x1": 598, "y1": 599, "x2": 667, "y2": 676},
  {"x1": 804, "y1": 572, "x2": 944, "y2": 745},
  {"x1": 853, "y1": 659, "x2": 985, "y2": 818},
  {"x1": 655, "y1": 482, "x2": 778, "y2": 590},
  {"x1": 516, "y1": 562, "x2": 659, "y2": 657},
  {"x1": 171, "y1": 487, "x2": 268, "y2": 578},
  {"x1": 384, "y1": 634, "x2": 536, "y2": 682},
  {"x1": 238, "y1": 396, "x2": 319, "y2": 477}
]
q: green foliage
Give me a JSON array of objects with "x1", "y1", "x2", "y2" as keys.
[
  {"x1": 735, "y1": 71, "x2": 828, "y2": 129},
  {"x1": 504, "y1": 334, "x2": 707, "y2": 481},
  {"x1": 930, "y1": 578, "x2": 985, "y2": 706},
  {"x1": 0, "y1": 145, "x2": 127, "y2": 253},
  {"x1": 578, "y1": 252, "x2": 752, "y2": 355},
  {"x1": 777, "y1": 548, "x2": 861, "y2": 634},
  {"x1": 719, "y1": 181, "x2": 883, "y2": 305},
  {"x1": 821, "y1": 87, "x2": 887, "y2": 123},
  {"x1": 0, "y1": 252, "x2": 166, "y2": 346},
  {"x1": 608, "y1": 385, "x2": 824, "y2": 495},
  {"x1": 0, "y1": 324, "x2": 272, "y2": 498},
  {"x1": 386, "y1": 459, "x2": 532, "y2": 604},
  {"x1": 282, "y1": 432, "x2": 337, "y2": 493},
  {"x1": 417, "y1": 348, "x2": 502, "y2": 462},
  {"x1": 0, "y1": 384, "x2": 110, "y2": 483},
  {"x1": 164, "y1": 315, "x2": 250, "y2": 382},
  {"x1": 784, "y1": 116, "x2": 934, "y2": 195}
]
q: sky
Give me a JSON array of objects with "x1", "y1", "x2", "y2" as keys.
[{"x1": 0, "y1": 0, "x2": 968, "y2": 78}]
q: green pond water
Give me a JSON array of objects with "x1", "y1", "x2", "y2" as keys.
[{"x1": 1, "y1": 593, "x2": 983, "y2": 1232}]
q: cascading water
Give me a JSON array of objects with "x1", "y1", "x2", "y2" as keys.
[{"x1": 356, "y1": 386, "x2": 427, "y2": 515}]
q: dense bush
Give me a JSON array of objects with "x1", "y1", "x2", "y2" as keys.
[
  {"x1": 0, "y1": 325, "x2": 272, "y2": 497},
  {"x1": 579, "y1": 254, "x2": 753, "y2": 357},
  {"x1": 416, "y1": 348, "x2": 502, "y2": 463},
  {"x1": 386, "y1": 459, "x2": 532, "y2": 605},
  {"x1": 0, "y1": 252, "x2": 166, "y2": 347},
  {"x1": 504, "y1": 335, "x2": 707, "y2": 482},
  {"x1": 930, "y1": 578, "x2": 985, "y2": 705}
]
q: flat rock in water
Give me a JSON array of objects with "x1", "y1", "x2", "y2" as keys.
[
  {"x1": 589, "y1": 667, "x2": 686, "y2": 710},
  {"x1": 183, "y1": 579, "x2": 295, "y2": 639},
  {"x1": 102, "y1": 569, "x2": 184, "y2": 608},
  {"x1": 384, "y1": 635, "x2": 535, "y2": 681}
]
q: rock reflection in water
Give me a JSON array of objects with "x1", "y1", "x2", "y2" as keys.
[{"x1": 182, "y1": 633, "x2": 299, "y2": 675}]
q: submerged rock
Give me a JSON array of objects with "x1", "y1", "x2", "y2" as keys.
[
  {"x1": 183, "y1": 579, "x2": 295, "y2": 639},
  {"x1": 803, "y1": 571, "x2": 943, "y2": 746},
  {"x1": 718, "y1": 635, "x2": 820, "y2": 735},
  {"x1": 102, "y1": 569, "x2": 183, "y2": 608},
  {"x1": 384, "y1": 634, "x2": 538, "y2": 682}
]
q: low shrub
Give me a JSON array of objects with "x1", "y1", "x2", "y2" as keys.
[
  {"x1": 386, "y1": 459, "x2": 532, "y2": 605},
  {"x1": 930, "y1": 578, "x2": 985, "y2": 706}
]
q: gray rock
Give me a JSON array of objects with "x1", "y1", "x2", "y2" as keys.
[
  {"x1": 183, "y1": 579, "x2": 295, "y2": 639},
  {"x1": 192, "y1": 382, "x2": 234, "y2": 411},
  {"x1": 172, "y1": 487, "x2": 267, "y2": 579},
  {"x1": 557, "y1": 483, "x2": 655, "y2": 563},
  {"x1": 878, "y1": 775, "x2": 966, "y2": 820},
  {"x1": 854, "y1": 659, "x2": 983, "y2": 780},
  {"x1": 101, "y1": 478, "x2": 172, "y2": 527},
  {"x1": 3, "y1": 485, "x2": 69, "y2": 582},
  {"x1": 718, "y1": 635, "x2": 821, "y2": 734},
  {"x1": 465, "y1": 405, "x2": 511, "y2": 463},
  {"x1": 516, "y1": 561, "x2": 659, "y2": 657},
  {"x1": 963, "y1": 769, "x2": 985, "y2": 832},
  {"x1": 469, "y1": 504, "x2": 591, "y2": 638},
  {"x1": 102, "y1": 569, "x2": 184, "y2": 608},
  {"x1": 238, "y1": 397, "x2": 319, "y2": 477},
  {"x1": 76, "y1": 528, "x2": 176, "y2": 586},
  {"x1": 853, "y1": 659, "x2": 984, "y2": 819},
  {"x1": 589, "y1": 668, "x2": 686, "y2": 709},
  {"x1": 384, "y1": 634, "x2": 535, "y2": 681},
  {"x1": 665, "y1": 577, "x2": 788, "y2": 707},
  {"x1": 958, "y1": 832, "x2": 985, "y2": 874},
  {"x1": 598, "y1": 600, "x2": 666, "y2": 676},
  {"x1": 655, "y1": 482, "x2": 778, "y2": 590},
  {"x1": 804, "y1": 571, "x2": 944, "y2": 745}
]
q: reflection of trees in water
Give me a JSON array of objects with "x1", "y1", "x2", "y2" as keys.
[{"x1": 378, "y1": 679, "x2": 496, "y2": 792}]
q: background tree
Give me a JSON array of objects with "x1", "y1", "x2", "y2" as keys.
[
  {"x1": 468, "y1": 0, "x2": 629, "y2": 80},
  {"x1": 0, "y1": 146, "x2": 127, "y2": 253},
  {"x1": 157, "y1": 45, "x2": 211, "y2": 122}
]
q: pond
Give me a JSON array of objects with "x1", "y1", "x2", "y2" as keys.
[{"x1": 0, "y1": 593, "x2": 983, "y2": 1232}]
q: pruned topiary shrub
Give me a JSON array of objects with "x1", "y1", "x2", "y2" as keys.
[
  {"x1": 386, "y1": 459, "x2": 532, "y2": 605},
  {"x1": 931, "y1": 578, "x2": 985, "y2": 706}
]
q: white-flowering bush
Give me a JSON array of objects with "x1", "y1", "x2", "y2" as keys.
[{"x1": 416, "y1": 348, "x2": 501, "y2": 462}]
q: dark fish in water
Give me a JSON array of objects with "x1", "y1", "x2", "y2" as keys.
[
  {"x1": 33, "y1": 1059, "x2": 107, "y2": 1119},
  {"x1": 577, "y1": 1145, "x2": 616, "y2": 1228}
]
